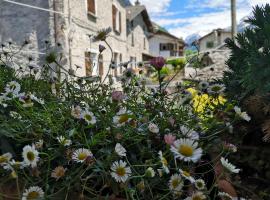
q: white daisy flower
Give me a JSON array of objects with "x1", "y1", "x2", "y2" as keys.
[
  {"x1": 220, "y1": 157, "x2": 240, "y2": 173},
  {"x1": 218, "y1": 192, "x2": 233, "y2": 200},
  {"x1": 148, "y1": 123, "x2": 159, "y2": 133},
  {"x1": 81, "y1": 110, "x2": 97, "y2": 125},
  {"x1": 19, "y1": 94, "x2": 34, "y2": 108},
  {"x1": 180, "y1": 125, "x2": 199, "y2": 140},
  {"x1": 158, "y1": 151, "x2": 169, "y2": 174},
  {"x1": 145, "y1": 167, "x2": 155, "y2": 178},
  {"x1": 115, "y1": 143, "x2": 126, "y2": 157},
  {"x1": 234, "y1": 106, "x2": 251, "y2": 122},
  {"x1": 30, "y1": 94, "x2": 44, "y2": 105},
  {"x1": 72, "y1": 148, "x2": 93, "y2": 163},
  {"x1": 34, "y1": 140, "x2": 44, "y2": 149},
  {"x1": 113, "y1": 109, "x2": 131, "y2": 127},
  {"x1": 179, "y1": 169, "x2": 195, "y2": 183},
  {"x1": 5, "y1": 81, "x2": 21, "y2": 96},
  {"x1": 22, "y1": 145, "x2": 39, "y2": 168},
  {"x1": 0, "y1": 95, "x2": 8, "y2": 107},
  {"x1": 169, "y1": 174, "x2": 183, "y2": 192},
  {"x1": 0, "y1": 152, "x2": 12, "y2": 165},
  {"x1": 171, "y1": 139, "x2": 202, "y2": 163},
  {"x1": 111, "y1": 160, "x2": 132, "y2": 183},
  {"x1": 195, "y1": 179, "x2": 206, "y2": 190},
  {"x1": 57, "y1": 136, "x2": 72, "y2": 146},
  {"x1": 22, "y1": 186, "x2": 44, "y2": 200},
  {"x1": 71, "y1": 105, "x2": 82, "y2": 119},
  {"x1": 185, "y1": 192, "x2": 206, "y2": 200},
  {"x1": 207, "y1": 84, "x2": 225, "y2": 95},
  {"x1": 9, "y1": 111, "x2": 22, "y2": 119},
  {"x1": 198, "y1": 81, "x2": 209, "y2": 90}
]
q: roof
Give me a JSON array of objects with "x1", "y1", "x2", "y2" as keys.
[
  {"x1": 150, "y1": 22, "x2": 185, "y2": 44},
  {"x1": 126, "y1": 5, "x2": 153, "y2": 32},
  {"x1": 198, "y1": 28, "x2": 231, "y2": 41}
]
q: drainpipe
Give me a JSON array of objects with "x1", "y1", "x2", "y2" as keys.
[{"x1": 231, "y1": 0, "x2": 237, "y2": 40}]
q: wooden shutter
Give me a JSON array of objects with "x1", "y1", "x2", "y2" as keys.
[
  {"x1": 98, "y1": 55, "x2": 104, "y2": 77},
  {"x1": 85, "y1": 52, "x2": 92, "y2": 76},
  {"x1": 119, "y1": 12, "x2": 122, "y2": 33},
  {"x1": 119, "y1": 54, "x2": 123, "y2": 74},
  {"x1": 87, "y1": 0, "x2": 96, "y2": 14},
  {"x1": 112, "y1": 5, "x2": 117, "y2": 31}
]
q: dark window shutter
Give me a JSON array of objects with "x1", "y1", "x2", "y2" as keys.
[
  {"x1": 112, "y1": 5, "x2": 117, "y2": 31},
  {"x1": 98, "y1": 55, "x2": 103, "y2": 77},
  {"x1": 119, "y1": 12, "x2": 122, "y2": 33},
  {"x1": 85, "y1": 52, "x2": 92, "y2": 76},
  {"x1": 87, "y1": 0, "x2": 96, "y2": 14}
]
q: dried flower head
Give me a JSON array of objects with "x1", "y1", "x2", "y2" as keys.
[{"x1": 93, "y1": 27, "x2": 112, "y2": 42}]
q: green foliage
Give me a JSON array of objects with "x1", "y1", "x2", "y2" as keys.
[
  {"x1": 166, "y1": 58, "x2": 186, "y2": 70},
  {"x1": 223, "y1": 4, "x2": 270, "y2": 99},
  {"x1": 0, "y1": 62, "x2": 243, "y2": 199}
]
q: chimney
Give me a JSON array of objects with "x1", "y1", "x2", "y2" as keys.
[{"x1": 135, "y1": 0, "x2": 140, "y2": 5}]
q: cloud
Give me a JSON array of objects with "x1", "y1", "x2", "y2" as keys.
[
  {"x1": 130, "y1": 0, "x2": 171, "y2": 14},
  {"x1": 152, "y1": 0, "x2": 269, "y2": 39}
]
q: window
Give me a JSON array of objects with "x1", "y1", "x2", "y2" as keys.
[
  {"x1": 130, "y1": 56, "x2": 136, "y2": 68},
  {"x1": 160, "y1": 43, "x2": 174, "y2": 51},
  {"x1": 131, "y1": 20, "x2": 134, "y2": 28},
  {"x1": 85, "y1": 52, "x2": 97, "y2": 76},
  {"x1": 131, "y1": 33, "x2": 134, "y2": 47},
  {"x1": 112, "y1": 5, "x2": 121, "y2": 33},
  {"x1": 206, "y1": 41, "x2": 214, "y2": 48},
  {"x1": 85, "y1": 52, "x2": 92, "y2": 76},
  {"x1": 87, "y1": 0, "x2": 96, "y2": 15},
  {"x1": 98, "y1": 55, "x2": 104, "y2": 77}
]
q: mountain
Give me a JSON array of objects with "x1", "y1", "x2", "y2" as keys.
[
  {"x1": 121, "y1": 0, "x2": 132, "y2": 6},
  {"x1": 184, "y1": 33, "x2": 202, "y2": 50}
]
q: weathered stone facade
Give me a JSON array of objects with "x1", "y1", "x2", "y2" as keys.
[
  {"x1": 0, "y1": 0, "x2": 152, "y2": 78},
  {"x1": 185, "y1": 44, "x2": 230, "y2": 80}
]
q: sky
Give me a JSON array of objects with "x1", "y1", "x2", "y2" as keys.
[{"x1": 130, "y1": 0, "x2": 270, "y2": 39}]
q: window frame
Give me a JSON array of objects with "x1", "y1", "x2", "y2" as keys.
[{"x1": 86, "y1": 0, "x2": 97, "y2": 17}]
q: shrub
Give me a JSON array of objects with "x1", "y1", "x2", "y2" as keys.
[{"x1": 0, "y1": 39, "x2": 249, "y2": 200}]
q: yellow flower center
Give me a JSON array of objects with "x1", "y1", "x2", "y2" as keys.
[
  {"x1": 27, "y1": 152, "x2": 35, "y2": 161},
  {"x1": 27, "y1": 191, "x2": 40, "y2": 199},
  {"x1": 55, "y1": 169, "x2": 65, "y2": 177},
  {"x1": 161, "y1": 157, "x2": 168, "y2": 166},
  {"x1": 84, "y1": 114, "x2": 92, "y2": 121},
  {"x1": 78, "y1": 153, "x2": 87, "y2": 161},
  {"x1": 192, "y1": 196, "x2": 203, "y2": 200},
  {"x1": 0, "y1": 156, "x2": 8, "y2": 164},
  {"x1": 211, "y1": 86, "x2": 221, "y2": 92},
  {"x1": 183, "y1": 171, "x2": 190, "y2": 177},
  {"x1": 119, "y1": 114, "x2": 129, "y2": 123},
  {"x1": 116, "y1": 167, "x2": 126, "y2": 176},
  {"x1": 179, "y1": 145, "x2": 193, "y2": 157},
  {"x1": 172, "y1": 179, "x2": 180, "y2": 189}
]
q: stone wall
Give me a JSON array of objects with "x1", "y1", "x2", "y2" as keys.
[{"x1": 0, "y1": 0, "x2": 56, "y2": 68}]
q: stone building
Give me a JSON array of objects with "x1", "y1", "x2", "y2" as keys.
[
  {"x1": 198, "y1": 28, "x2": 231, "y2": 52},
  {"x1": 149, "y1": 22, "x2": 185, "y2": 59},
  {"x1": 0, "y1": 0, "x2": 148, "y2": 78},
  {"x1": 126, "y1": 1, "x2": 153, "y2": 68}
]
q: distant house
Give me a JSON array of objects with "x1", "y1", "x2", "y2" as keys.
[
  {"x1": 198, "y1": 28, "x2": 231, "y2": 52},
  {"x1": 149, "y1": 22, "x2": 185, "y2": 59}
]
